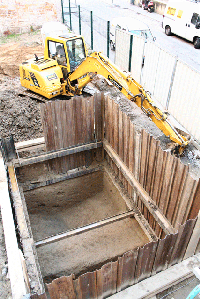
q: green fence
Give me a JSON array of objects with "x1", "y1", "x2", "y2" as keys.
[{"x1": 61, "y1": 0, "x2": 111, "y2": 58}]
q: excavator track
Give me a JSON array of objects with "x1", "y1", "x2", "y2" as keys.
[{"x1": 20, "y1": 91, "x2": 48, "y2": 103}]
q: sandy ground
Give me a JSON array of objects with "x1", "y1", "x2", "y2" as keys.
[{"x1": 23, "y1": 170, "x2": 148, "y2": 279}]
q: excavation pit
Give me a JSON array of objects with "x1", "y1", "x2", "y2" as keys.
[{"x1": 22, "y1": 168, "x2": 149, "y2": 279}]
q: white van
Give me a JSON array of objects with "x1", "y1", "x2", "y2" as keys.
[
  {"x1": 162, "y1": 0, "x2": 200, "y2": 48},
  {"x1": 110, "y1": 17, "x2": 155, "y2": 50}
]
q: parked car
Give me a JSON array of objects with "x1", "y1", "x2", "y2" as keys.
[
  {"x1": 162, "y1": 0, "x2": 200, "y2": 48},
  {"x1": 110, "y1": 17, "x2": 156, "y2": 50}
]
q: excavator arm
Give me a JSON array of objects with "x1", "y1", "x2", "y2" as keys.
[{"x1": 68, "y1": 51, "x2": 189, "y2": 153}]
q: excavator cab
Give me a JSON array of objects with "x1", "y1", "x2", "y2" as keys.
[{"x1": 45, "y1": 35, "x2": 87, "y2": 74}]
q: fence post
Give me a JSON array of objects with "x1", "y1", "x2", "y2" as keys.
[
  {"x1": 69, "y1": 0, "x2": 72, "y2": 31},
  {"x1": 184, "y1": 211, "x2": 200, "y2": 260},
  {"x1": 61, "y1": 0, "x2": 65, "y2": 23},
  {"x1": 90, "y1": 11, "x2": 93, "y2": 50},
  {"x1": 107, "y1": 21, "x2": 110, "y2": 58},
  {"x1": 128, "y1": 35, "x2": 133, "y2": 72},
  {"x1": 166, "y1": 57, "x2": 178, "y2": 110},
  {"x1": 78, "y1": 5, "x2": 81, "y2": 35}
]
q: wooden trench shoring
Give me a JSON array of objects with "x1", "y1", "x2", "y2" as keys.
[{"x1": 8, "y1": 93, "x2": 200, "y2": 298}]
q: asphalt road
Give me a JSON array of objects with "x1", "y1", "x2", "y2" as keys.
[{"x1": 71, "y1": 0, "x2": 200, "y2": 72}]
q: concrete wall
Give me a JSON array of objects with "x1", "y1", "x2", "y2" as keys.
[{"x1": 0, "y1": 0, "x2": 62, "y2": 36}]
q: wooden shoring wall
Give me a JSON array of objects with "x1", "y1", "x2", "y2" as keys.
[
  {"x1": 104, "y1": 96, "x2": 200, "y2": 235},
  {"x1": 40, "y1": 93, "x2": 104, "y2": 174},
  {"x1": 45, "y1": 218, "x2": 196, "y2": 299}
]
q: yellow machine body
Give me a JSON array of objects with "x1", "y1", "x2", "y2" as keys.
[{"x1": 19, "y1": 34, "x2": 190, "y2": 152}]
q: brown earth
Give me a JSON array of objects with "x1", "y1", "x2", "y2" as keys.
[{"x1": 0, "y1": 31, "x2": 44, "y2": 142}]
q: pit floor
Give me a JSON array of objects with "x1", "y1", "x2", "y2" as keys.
[{"x1": 24, "y1": 169, "x2": 149, "y2": 278}]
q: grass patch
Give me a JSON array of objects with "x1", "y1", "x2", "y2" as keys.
[{"x1": 0, "y1": 30, "x2": 40, "y2": 45}]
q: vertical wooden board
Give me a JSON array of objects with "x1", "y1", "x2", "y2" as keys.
[
  {"x1": 146, "y1": 137, "x2": 157, "y2": 195},
  {"x1": 135, "y1": 241, "x2": 158, "y2": 283},
  {"x1": 60, "y1": 100, "x2": 69, "y2": 149},
  {"x1": 169, "y1": 219, "x2": 197, "y2": 266},
  {"x1": 74, "y1": 272, "x2": 97, "y2": 299},
  {"x1": 117, "y1": 248, "x2": 139, "y2": 292},
  {"x1": 94, "y1": 93, "x2": 103, "y2": 142},
  {"x1": 90, "y1": 96, "x2": 95, "y2": 143},
  {"x1": 166, "y1": 160, "x2": 186, "y2": 223},
  {"x1": 67, "y1": 99, "x2": 76, "y2": 147},
  {"x1": 128, "y1": 122, "x2": 135, "y2": 174},
  {"x1": 73, "y1": 96, "x2": 82, "y2": 145},
  {"x1": 133, "y1": 131, "x2": 141, "y2": 180},
  {"x1": 173, "y1": 172, "x2": 196, "y2": 229},
  {"x1": 55, "y1": 100, "x2": 64, "y2": 150},
  {"x1": 46, "y1": 275, "x2": 76, "y2": 299},
  {"x1": 97, "y1": 261, "x2": 118, "y2": 299},
  {"x1": 144, "y1": 137, "x2": 157, "y2": 222},
  {"x1": 46, "y1": 102, "x2": 56, "y2": 151},
  {"x1": 152, "y1": 233, "x2": 178, "y2": 274},
  {"x1": 188, "y1": 180, "x2": 200, "y2": 220},
  {"x1": 40, "y1": 103, "x2": 49, "y2": 151},
  {"x1": 158, "y1": 153, "x2": 175, "y2": 214},
  {"x1": 123, "y1": 114, "x2": 130, "y2": 167},
  {"x1": 118, "y1": 109, "x2": 124, "y2": 162},
  {"x1": 104, "y1": 96, "x2": 109, "y2": 142},
  {"x1": 50, "y1": 101, "x2": 60, "y2": 150},
  {"x1": 113, "y1": 101, "x2": 119, "y2": 155},
  {"x1": 148, "y1": 141, "x2": 160, "y2": 227},
  {"x1": 152, "y1": 147, "x2": 167, "y2": 205},
  {"x1": 108, "y1": 98, "x2": 114, "y2": 148},
  {"x1": 81, "y1": 97, "x2": 87, "y2": 144}
]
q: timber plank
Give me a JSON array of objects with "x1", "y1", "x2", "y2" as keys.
[
  {"x1": 117, "y1": 248, "x2": 139, "y2": 292},
  {"x1": 108, "y1": 98, "x2": 113, "y2": 148},
  {"x1": 97, "y1": 261, "x2": 118, "y2": 298},
  {"x1": 46, "y1": 102, "x2": 56, "y2": 151},
  {"x1": 188, "y1": 180, "x2": 200, "y2": 221},
  {"x1": 113, "y1": 101, "x2": 119, "y2": 155},
  {"x1": 169, "y1": 219, "x2": 197, "y2": 266},
  {"x1": 94, "y1": 93, "x2": 103, "y2": 142},
  {"x1": 118, "y1": 109, "x2": 124, "y2": 162},
  {"x1": 174, "y1": 174, "x2": 197, "y2": 229},
  {"x1": 135, "y1": 241, "x2": 158, "y2": 283},
  {"x1": 104, "y1": 96, "x2": 109, "y2": 142},
  {"x1": 152, "y1": 233, "x2": 178, "y2": 274},
  {"x1": 166, "y1": 160, "x2": 186, "y2": 223},
  {"x1": 74, "y1": 272, "x2": 97, "y2": 299},
  {"x1": 46, "y1": 275, "x2": 76, "y2": 299},
  {"x1": 148, "y1": 140, "x2": 160, "y2": 227},
  {"x1": 158, "y1": 153, "x2": 175, "y2": 215},
  {"x1": 138, "y1": 130, "x2": 148, "y2": 213}
]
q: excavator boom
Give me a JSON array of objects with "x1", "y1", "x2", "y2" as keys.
[
  {"x1": 19, "y1": 34, "x2": 190, "y2": 153},
  {"x1": 68, "y1": 51, "x2": 189, "y2": 151}
]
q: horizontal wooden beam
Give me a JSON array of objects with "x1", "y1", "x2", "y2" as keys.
[
  {"x1": 15, "y1": 137, "x2": 45, "y2": 151},
  {"x1": 103, "y1": 140, "x2": 175, "y2": 235},
  {"x1": 35, "y1": 210, "x2": 134, "y2": 248},
  {"x1": 14, "y1": 141, "x2": 102, "y2": 167},
  {"x1": 22, "y1": 166, "x2": 103, "y2": 191}
]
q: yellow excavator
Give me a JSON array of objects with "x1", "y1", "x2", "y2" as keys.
[{"x1": 19, "y1": 33, "x2": 190, "y2": 154}]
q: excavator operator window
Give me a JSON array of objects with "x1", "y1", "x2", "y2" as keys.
[
  {"x1": 66, "y1": 38, "x2": 86, "y2": 71},
  {"x1": 48, "y1": 41, "x2": 67, "y2": 67}
]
